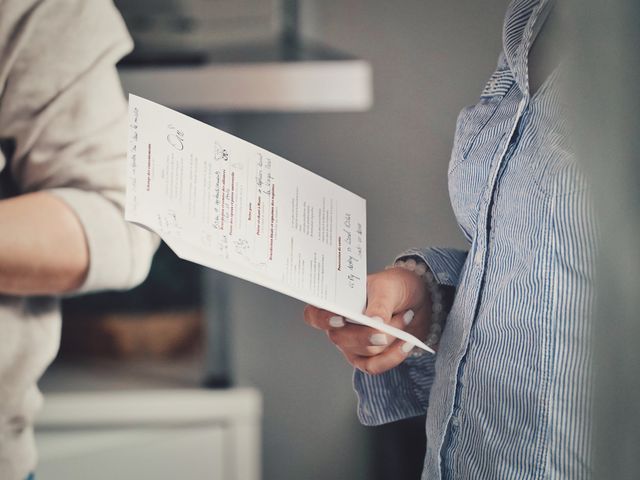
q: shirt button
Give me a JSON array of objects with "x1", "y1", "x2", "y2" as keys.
[{"x1": 474, "y1": 250, "x2": 484, "y2": 266}]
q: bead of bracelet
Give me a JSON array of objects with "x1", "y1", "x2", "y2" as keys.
[{"x1": 392, "y1": 258, "x2": 446, "y2": 355}]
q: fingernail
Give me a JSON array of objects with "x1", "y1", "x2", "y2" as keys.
[
  {"x1": 403, "y1": 309, "x2": 415, "y2": 326},
  {"x1": 402, "y1": 342, "x2": 414, "y2": 353},
  {"x1": 329, "y1": 316, "x2": 345, "y2": 328},
  {"x1": 369, "y1": 333, "x2": 389, "y2": 346},
  {"x1": 370, "y1": 316, "x2": 384, "y2": 324}
]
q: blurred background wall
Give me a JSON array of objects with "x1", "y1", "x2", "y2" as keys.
[
  {"x1": 567, "y1": 0, "x2": 640, "y2": 477},
  {"x1": 213, "y1": 1, "x2": 510, "y2": 478}
]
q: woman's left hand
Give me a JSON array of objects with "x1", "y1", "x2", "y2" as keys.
[{"x1": 303, "y1": 267, "x2": 431, "y2": 375}]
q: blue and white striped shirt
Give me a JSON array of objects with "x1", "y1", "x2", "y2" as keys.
[{"x1": 354, "y1": 1, "x2": 596, "y2": 478}]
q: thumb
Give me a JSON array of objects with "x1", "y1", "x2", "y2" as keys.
[
  {"x1": 363, "y1": 268, "x2": 426, "y2": 324},
  {"x1": 364, "y1": 272, "x2": 403, "y2": 323},
  {"x1": 364, "y1": 297, "x2": 395, "y2": 326},
  {"x1": 362, "y1": 293, "x2": 397, "y2": 348}
]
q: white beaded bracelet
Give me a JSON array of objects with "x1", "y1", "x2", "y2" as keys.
[{"x1": 389, "y1": 257, "x2": 446, "y2": 354}]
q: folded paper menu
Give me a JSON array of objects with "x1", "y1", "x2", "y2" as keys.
[{"x1": 125, "y1": 95, "x2": 431, "y2": 352}]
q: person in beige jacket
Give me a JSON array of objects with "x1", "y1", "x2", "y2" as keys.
[{"x1": 0, "y1": 1, "x2": 158, "y2": 478}]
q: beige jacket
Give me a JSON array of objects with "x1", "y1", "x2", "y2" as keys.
[{"x1": 0, "y1": 1, "x2": 158, "y2": 478}]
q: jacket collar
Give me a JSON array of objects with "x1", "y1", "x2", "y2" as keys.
[{"x1": 502, "y1": 0, "x2": 554, "y2": 98}]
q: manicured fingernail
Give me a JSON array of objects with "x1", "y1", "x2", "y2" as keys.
[
  {"x1": 402, "y1": 342, "x2": 414, "y2": 353},
  {"x1": 369, "y1": 333, "x2": 389, "y2": 346},
  {"x1": 403, "y1": 309, "x2": 415, "y2": 326},
  {"x1": 329, "y1": 316, "x2": 345, "y2": 328}
]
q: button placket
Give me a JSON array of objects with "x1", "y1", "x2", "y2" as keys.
[{"x1": 473, "y1": 249, "x2": 484, "y2": 267}]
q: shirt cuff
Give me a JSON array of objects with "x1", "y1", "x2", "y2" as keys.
[
  {"x1": 353, "y1": 352, "x2": 436, "y2": 425},
  {"x1": 49, "y1": 187, "x2": 158, "y2": 294}
]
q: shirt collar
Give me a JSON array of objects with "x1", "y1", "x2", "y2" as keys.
[{"x1": 502, "y1": 0, "x2": 554, "y2": 98}]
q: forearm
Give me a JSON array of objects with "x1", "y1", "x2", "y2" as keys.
[{"x1": 0, "y1": 191, "x2": 89, "y2": 295}]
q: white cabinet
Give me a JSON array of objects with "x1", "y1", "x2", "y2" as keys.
[{"x1": 35, "y1": 388, "x2": 261, "y2": 480}]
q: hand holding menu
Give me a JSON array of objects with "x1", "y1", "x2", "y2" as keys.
[{"x1": 125, "y1": 95, "x2": 431, "y2": 352}]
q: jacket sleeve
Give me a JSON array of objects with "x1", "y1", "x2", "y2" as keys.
[
  {"x1": 0, "y1": 0, "x2": 158, "y2": 293},
  {"x1": 354, "y1": 247, "x2": 467, "y2": 425}
]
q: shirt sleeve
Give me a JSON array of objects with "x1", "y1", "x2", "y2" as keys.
[
  {"x1": 0, "y1": 0, "x2": 158, "y2": 293},
  {"x1": 353, "y1": 246, "x2": 467, "y2": 425}
]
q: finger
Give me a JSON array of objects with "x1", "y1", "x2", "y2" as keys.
[
  {"x1": 303, "y1": 305, "x2": 345, "y2": 331},
  {"x1": 330, "y1": 333, "x2": 388, "y2": 357},
  {"x1": 363, "y1": 284, "x2": 396, "y2": 323},
  {"x1": 351, "y1": 339, "x2": 416, "y2": 375},
  {"x1": 328, "y1": 326, "x2": 388, "y2": 357},
  {"x1": 329, "y1": 309, "x2": 419, "y2": 356},
  {"x1": 365, "y1": 268, "x2": 427, "y2": 322}
]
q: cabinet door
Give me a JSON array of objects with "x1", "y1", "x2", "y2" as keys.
[{"x1": 37, "y1": 425, "x2": 226, "y2": 480}]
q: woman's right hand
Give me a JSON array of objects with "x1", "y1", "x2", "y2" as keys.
[{"x1": 303, "y1": 266, "x2": 432, "y2": 375}]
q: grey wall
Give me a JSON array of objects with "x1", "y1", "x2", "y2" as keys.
[
  {"x1": 567, "y1": 0, "x2": 640, "y2": 477},
  {"x1": 217, "y1": 1, "x2": 510, "y2": 479}
]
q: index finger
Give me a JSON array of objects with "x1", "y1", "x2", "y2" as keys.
[
  {"x1": 351, "y1": 338, "x2": 418, "y2": 375},
  {"x1": 303, "y1": 304, "x2": 344, "y2": 331}
]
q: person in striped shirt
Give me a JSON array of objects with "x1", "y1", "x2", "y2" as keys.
[{"x1": 305, "y1": 1, "x2": 596, "y2": 478}]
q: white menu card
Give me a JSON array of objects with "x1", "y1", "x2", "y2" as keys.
[{"x1": 125, "y1": 95, "x2": 430, "y2": 352}]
